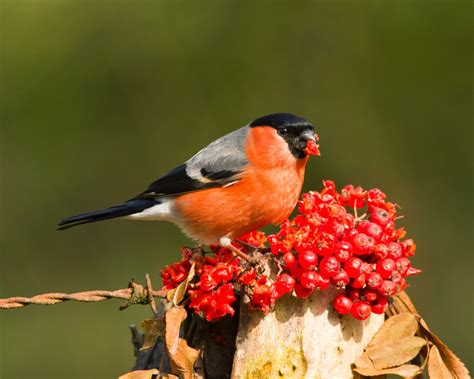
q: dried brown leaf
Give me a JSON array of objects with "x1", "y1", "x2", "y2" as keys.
[
  {"x1": 354, "y1": 364, "x2": 421, "y2": 377},
  {"x1": 368, "y1": 313, "x2": 418, "y2": 348},
  {"x1": 354, "y1": 351, "x2": 374, "y2": 369},
  {"x1": 166, "y1": 263, "x2": 195, "y2": 305},
  {"x1": 393, "y1": 291, "x2": 419, "y2": 315},
  {"x1": 118, "y1": 369, "x2": 160, "y2": 379},
  {"x1": 165, "y1": 307, "x2": 200, "y2": 379},
  {"x1": 367, "y1": 336, "x2": 426, "y2": 370},
  {"x1": 419, "y1": 319, "x2": 470, "y2": 379},
  {"x1": 428, "y1": 345, "x2": 455, "y2": 379},
  {"x1": 381, "y1": 291, "x2": 469, "y2": 378},
  {"x1": 140, "y1": 318, "x2": 166, "y2": 351}
]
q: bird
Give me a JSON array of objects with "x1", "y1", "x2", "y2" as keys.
[{"x1": 58, "y1": 113, "x2": 319, "y2": 252}]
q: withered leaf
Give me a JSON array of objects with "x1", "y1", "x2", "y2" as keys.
[
  {"x1": 118, "y1": 369, "x2": 159, "y2": 379},
  {"x1": 367, "y1": 336, "x2": 426, "y2": 370},
  {"x1": 428, "y1": 345, "x2": 455, "y2": 379},
  {"x1": 140, "y1": 318, "x2": 166, "y2": 351},
  {"x1": 368, "y1": 313, "x2": 418, "y2": 348},
  {"x1": 419, "y1": 318, "x2": 470, "y2": 379},
  {"x1": 354, "y1": 364, "x2": 421, "y2": 377},
  {"x1": 165, "y1": 307, "x2": 200, "y2": 379},
  {"x1": 393, "y1": 291, "x2": 419, "y2": 315},
  {"x1": 354, "y1": 351, "x2": 373, "y2": 369},
  {"x1": 167, "y1": 262, "x2": 195, "y2": 305}
]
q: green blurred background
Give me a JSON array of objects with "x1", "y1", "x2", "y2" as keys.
[{"x1": 1, "y1": 1, "x2": 472, "y2": 378}]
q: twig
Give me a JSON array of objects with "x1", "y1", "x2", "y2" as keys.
[
  {"x1": 146, "y1": 273, "x2": 158, "y2": 315},
  {"x1": 227, "y1": 243, "x2": 256, "y2": 264},
  {"x1": 0, "y1": 279, "x2": 166, "y2": 310}
]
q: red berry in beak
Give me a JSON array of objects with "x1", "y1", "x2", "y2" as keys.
[{"x1": 304, "y1": 139, "x2": 321, "y2": 156}]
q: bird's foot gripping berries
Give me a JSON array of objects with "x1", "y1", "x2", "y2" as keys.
[{"x1": 160, "y1": 180, "x2": 420, "y2": 321}]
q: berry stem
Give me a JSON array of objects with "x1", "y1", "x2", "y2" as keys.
[{"x1": 353, "y1": 204, "x2": 366, "y2": 224}]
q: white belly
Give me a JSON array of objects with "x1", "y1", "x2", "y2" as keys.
[{"x1": 125, "y1": 197, "x2": 180, "y2": 222}]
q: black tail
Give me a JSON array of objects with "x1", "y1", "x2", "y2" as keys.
[{"x1": 57, "y1": 198, "x2": 158, "y2": 230}]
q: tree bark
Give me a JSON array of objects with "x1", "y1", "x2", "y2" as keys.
[{"x1": 231, "y1": 288, "x2": 384, "y2": 379}]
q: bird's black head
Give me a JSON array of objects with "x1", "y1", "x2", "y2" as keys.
[{"x1": 249, "y1": 113, "x2": 317, "y2": 159}]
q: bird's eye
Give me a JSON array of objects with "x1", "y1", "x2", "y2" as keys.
[{"x1": 278, "y1": 128, "x2": 288, "y2": 136}]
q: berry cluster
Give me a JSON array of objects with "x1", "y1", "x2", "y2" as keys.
[
  {"x1": 160, "y1": 181, "x2": 420, "y2": 322},
  {"x1": 267, "y1": 180, "x2": 420, "y2": 320},
  {"x1": 160, "y1": 232, "x2": 267, "y2": 321}
]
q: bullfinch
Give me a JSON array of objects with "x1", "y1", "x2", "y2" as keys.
[{"x1": 58, "y1": 113, "x2": 319, "y2": 250}]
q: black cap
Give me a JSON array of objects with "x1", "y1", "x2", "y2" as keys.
[{"x1": 249, "y1": 113, "x2": 311, "y2": 128}]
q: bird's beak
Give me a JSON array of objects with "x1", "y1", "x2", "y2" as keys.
[
  {"x1": 295, "y1": 129, "x2": 316, "y2": 147},
  {"x1": 297, "y1": 129, "x2": 320, "y2": 156},
  {"x1": 301, "y1": 129, "x2": 317, "y2": 143}
]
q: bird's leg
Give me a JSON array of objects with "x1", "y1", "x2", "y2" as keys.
[
  {"x1": 235, "y1": 239, "x2": 260, "y2": 255},
  {"x1": 219, "y1": 236, "x2": 256, "y2": 264}
]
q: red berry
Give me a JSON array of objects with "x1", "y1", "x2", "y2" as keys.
[
  {"x1": 366, "y1": 272, "x2": 383, "y2": 289},
  {"x1": 344, "y1": 257, "x2": 363, "y2": 278},
  {"x1": 316, "y1": 273, "x2": 331, "y2": 290},
  {"x1": 333, "y1": 294, "x2": 353, "y2": 315},
  {"x1": 384, "y1": 221, "x2": 395, "y2": 237},
  {"x1": 360, "y1": 262, "x2": 374, "y2": 275},
  {"x1": 367, "y1": 188, "x2": 387, "y2": 205},
  {"x1": 294, "y1": 282, "x2": 313, "y2": 298},
  {"x1": 282, "y1": 252, "x2": 297, "y2": 268},
  {"x1": 347, "y1": 288, "x2": 361, "y2": 300},
  {"x1": 300, "y1": 270, "x2": 319, "y2": 290},
  {"x1": 278, "y1": 273, "x2": 295, "y2": 285},
  {"x1": 274, "y1": 274, "x2": 296, "y2": 298},
  {"x1": 352, "y1": 233, "x2": 375, "y2": 254},
  {"x1": 358, "y1": 221, "x2": 383, "y2": 241},
  {"x1": 373, "y1": 244, "x2": 389, "y2": 260},
  {"x1": 319, "y1": 256, "x2": 341, "y2": 277},
  {"x1": 391, "y1": 270, "x2": 403, "y2": 284},
  {"x1": 376, "y1": 258, "x2": 396, "y2": 279},
  {"x1": 331, "y1": 270, "x2": 350, "y2": 287},
  {"x1": 363, "y1": 290, "x2": 378, "y2": 302},
  {"x1": 287, "y1": 266, "x2": 302, "y2": 281},
  {"x1": 351, "y1": 301, "x2": 371, "y2": 320},
  {"x1": 334, "y1": 241, "x2": 352, "y2": 262},
  {"x1": 342, "y1": 213, "x2": 355, "y2": 228},
  {"x1": 298, "y1": 250, "x2": 318, "y2": 270},
  {"x1": 346, "y1": 228, "x2": 358, "y2": 239},
  {"x1": 371, "y1": 297, "x2": 388, "y2": 314},
  {"x1": 370, "y1": 207, "x2": 390, "y2": 226},
  {"x1": 277, "y1": 273, "x2": 295, "y2": 288},
  {"x1": 350, "y1": 273, "x2": 366, "y2": 289},
  {"x1": 387, "y1": 242, "x2": 403, "y2": 259},
  {"x1": 378, "y1": 280, "x2": 397, "y2": 297}
]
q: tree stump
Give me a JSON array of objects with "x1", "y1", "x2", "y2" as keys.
[{"x1": 231, "y1": 288, "x2": 384, "y2": 378}]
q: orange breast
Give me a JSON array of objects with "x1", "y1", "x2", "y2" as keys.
[{"x1": 174, "y1": 127, "x2": 309, "y2": 244}]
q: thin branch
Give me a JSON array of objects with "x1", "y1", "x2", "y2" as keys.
[{"x1": 146, "y1": 273, "x2": 158, "y2": 315}]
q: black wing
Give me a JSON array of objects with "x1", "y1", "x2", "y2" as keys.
[{"x1": 136, "y1": 126, "x2": 249, "y2": 198}]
